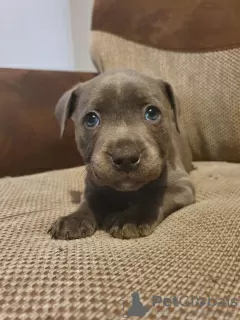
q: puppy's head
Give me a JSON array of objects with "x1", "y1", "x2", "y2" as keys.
[{"x1": 55, "y1": 70, "x2": 179, "y2": 191}]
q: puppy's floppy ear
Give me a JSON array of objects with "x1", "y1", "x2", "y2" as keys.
[
  {"x1": 55, "y1": 85, "x2": 80, "y2": 138},
  {"x1": 160, "y1": 81, "x2": 180, "y2": 133}
]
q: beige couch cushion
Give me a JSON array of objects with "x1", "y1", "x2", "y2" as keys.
[
  {"x1": 91, "y1": 31, "x2": 240, "y2": 163},
  {"x1": 0, "y1": 162, "x2": 240, "y2": 319}
]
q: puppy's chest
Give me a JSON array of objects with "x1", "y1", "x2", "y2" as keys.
[
  {"x1": 87, "y1": 183, "x2": 162, "y2": 219},
  {"x1": 89, "y1": 189, "x2": 138, "y2": 214}
]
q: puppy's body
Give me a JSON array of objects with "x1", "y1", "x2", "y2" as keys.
[{"x1": 48, "y1": 70, "x2": 195, "y2": 239}]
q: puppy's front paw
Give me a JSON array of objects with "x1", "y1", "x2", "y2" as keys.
[
  {"x1": 48, "y1": 214, "x2": 96, "y2": 240},
  {"x1": 109, "y1": 222, "x2": 156, "y2": 239}
]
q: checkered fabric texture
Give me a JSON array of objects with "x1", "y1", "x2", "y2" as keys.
[
  {"x1": 1, "y1": 162, "x2": 240, "y2": 319},
  {"x1": 91, "y1": 31, "x2": 240, "y2": 162}
]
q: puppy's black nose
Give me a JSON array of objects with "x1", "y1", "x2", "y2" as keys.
[{"x1": 110, "y1": 152, "x2": 140, "y2": 172}]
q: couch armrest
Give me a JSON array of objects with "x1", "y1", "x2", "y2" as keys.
[{"x1": 0, "y1": 68, "x2": 97, "y2": 177}]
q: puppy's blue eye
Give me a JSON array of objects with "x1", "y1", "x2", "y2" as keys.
[
  {"x1": 84, "y1": 112, "x2": 100, "y2": 128},
  {"x1": 144, "y1": 106, "x2": 161, "y2": 122}
]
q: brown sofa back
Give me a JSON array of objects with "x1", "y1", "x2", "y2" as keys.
[
  {"x1": 0, "y1": 69, "x2": 95, "y2": 177},
  {"x1": 91, "y1": 0, "x2": 240, "y2": 162},
  {"x1": 92, "y1": 0, "x2": 240, "y2": 53}
]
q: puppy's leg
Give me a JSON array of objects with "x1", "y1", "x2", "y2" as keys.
[
  {"x1": 107, "y1": 217, "x2": 159, "y2": 240},
  {"x1": 104, "y1": 173, "x2": 195, "y2": 240},
  {"x1": 103, "y1": 203, "x2": 159, "y2": 239},
  {"x1": 160, "y1": 175, "x2": 195, "y2": 220},
  {"x1": 48, "y1": 200, "x2": 97, "y2": 240}
]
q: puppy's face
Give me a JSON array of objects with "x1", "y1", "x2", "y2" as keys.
[{"x1": 56, "y1": 70, "x2": 179, "y2": 191}]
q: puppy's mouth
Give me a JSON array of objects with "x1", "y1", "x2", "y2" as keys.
[
  {"x1": 113, "y1": 181, "x2": 147, "y2": 192},
  {"x1": 88, "y1": 164, "x2": 159, "y2": 192}
]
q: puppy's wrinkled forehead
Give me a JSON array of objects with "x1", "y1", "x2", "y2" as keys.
[{"x1": 80, "y1": 71, "x2": 165, "y2": 114}]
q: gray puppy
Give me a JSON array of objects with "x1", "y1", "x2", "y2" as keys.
[{"x1": 48, "y1": 69, "x2": 195, "y2": 240}]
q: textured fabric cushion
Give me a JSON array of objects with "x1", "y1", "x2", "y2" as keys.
[
  {"x1": 1, "y1": 163, "x2": 240, "y2": 319},
  {"x1": 91, "y1": 32, "x2": 240, "y2": 162}
]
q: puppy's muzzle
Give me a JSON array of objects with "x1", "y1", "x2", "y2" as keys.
[
  {"x1": 110, "y1": 151, "x2": 140, "y2": 173},
  {"x1": 107, "y1": 139, "x2": 143, "y2": 173}
]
